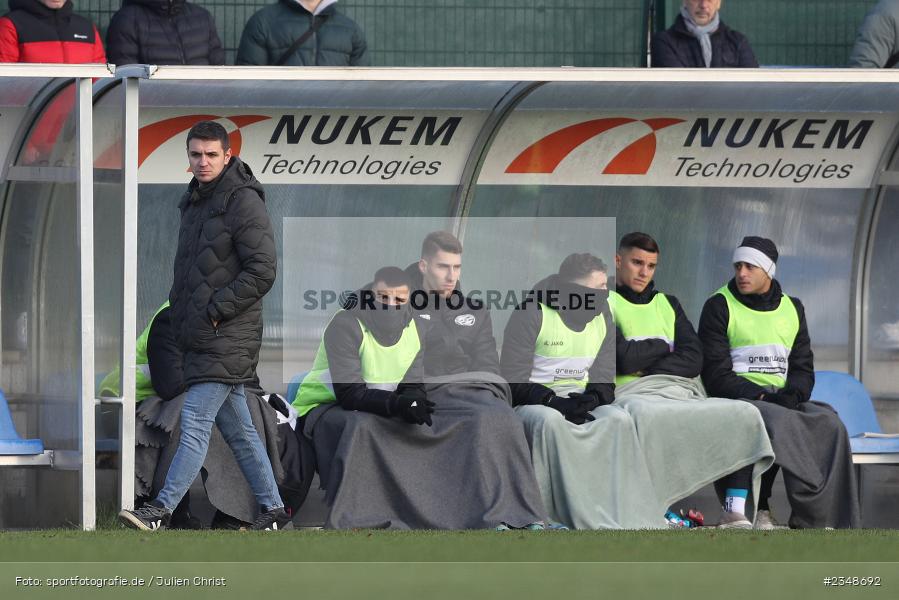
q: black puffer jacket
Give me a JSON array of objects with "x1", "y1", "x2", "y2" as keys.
[
  {"x1": 236, "y1": 0, "x2": 367, "y2": 66},
  {"x1": 651, "y1": 14, "x2": 758, "y2": 68},
  {"x1": 169, "y1": 157, "x2": 276, "y2": 386},
  {"x1": 106, "y1": 0, "x2": 224, "y2": 65}
]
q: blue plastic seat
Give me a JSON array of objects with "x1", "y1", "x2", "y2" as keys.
[
  {"x1": 285, "y1": 371, "x2": 309, "y2": 408},
  {"x1": 811, "y1": 371, "x2": 899, "y2": 460},
  {"x1": 0, "y1": 389, "x2": 45, "y2": 455}
]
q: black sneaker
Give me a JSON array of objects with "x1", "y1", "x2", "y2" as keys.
[
  {"x1": 119, "y1": 502, "x2": 171, "y2": 531},
  {"x1": 247, "y1": 507, "x2": 294, "y2": 531},
  {"x1": 210, "y1": 510, "x2": 251, "y2": 531}
]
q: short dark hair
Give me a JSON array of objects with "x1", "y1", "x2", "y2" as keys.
[
  {"x1": 372, "y1": 266, "x2": 411, "y2": 288},
  {"x1": 558, "y1": 253, "x2": 607, "y2": 282},
  {"x1": 618, "y1": 232, "x2": 659, "y2": 254},
  {"x1": 186, "y1": 120, "x2": 230, "y2": 151},
  {"x1": 421, "y1": 230, "x2": 462, "y2": 259}
]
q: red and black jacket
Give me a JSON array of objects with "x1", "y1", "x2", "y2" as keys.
[{"x1": 0, "y1": 0, "x2": 106, "y2": 63}]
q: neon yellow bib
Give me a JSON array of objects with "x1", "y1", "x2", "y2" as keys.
[
  {"x1": 292, "y1": 314, "x2": 420, "y2": 416},
  {"x1": 717, "y1": 285, "x2": 799, "y2": 389},
  {"x1": 609, "y1": 290, "x2": 676, "y2": 386},
  {"x1": 530, "y1": 303, "x2": 607, "y2": 397},
  {"x1": 98, "y1": 302, "x2": 170, "y2": 403}
]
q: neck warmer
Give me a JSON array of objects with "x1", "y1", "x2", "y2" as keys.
[
  {"x1": 556, "y1": 280, "x2": 607, "y2": 332},
  {"x1": 680, "y1": 5, "x2": 720, "y2": 67}
]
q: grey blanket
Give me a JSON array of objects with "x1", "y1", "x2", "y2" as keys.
[
  {"x1": 135, "y1": 391, "x2": 284, "y2": 522},
  {"x1": 747, "y1": 399, "x2": 860, "y2": 528},
  {"x1": 305, "y1": 371, "x2": 547, "y2": 529},
  {"x1": 516, "y1": 403, "x2": 661, "y2": 529},
  {"x1": 614, "y1": 375, "x2": 775, "y2": 520}
]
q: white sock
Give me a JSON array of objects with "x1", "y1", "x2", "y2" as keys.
[{"x1": 724, "y1": 488, "x2": 748, "y2": 515}]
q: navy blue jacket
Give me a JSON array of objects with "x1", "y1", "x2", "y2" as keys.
[{"x1": 652, "y1": 14, "x2": 758, "y2": 68}]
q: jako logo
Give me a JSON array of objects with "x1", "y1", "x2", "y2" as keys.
[
  {"x1": 505, "y1": 118, "x2": 683, "y2": 175},
  {"x1": 137, "y1": 114, "x2": 271, "y2": 167}
]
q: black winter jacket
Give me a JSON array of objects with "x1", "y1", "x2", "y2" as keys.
[
  {"x1": 403, "y1": 262, "x2": 500, "y2": 377},
  {"x1": 145, "y1": 306, "x2": 185, "y2": 401},
  {"x1": 501, "y1": 274, "x2": 615, "y2": 407},
  {"x1": 698, "y1": 278, "x2": 814, "y2": 401},
  {"x1": 169, "y1": 157, "x2": 276, "y2": 386},
  {"x1": 614, "y1": 282, "x2": 703, "y2": 379},
  {"x1": 236, "y1": 0, "x2": 367, "y2": 66},
  {"x1": 651, "y1": 14, "x2": 758, "y2": 68},
  {"x1": 106, "y1": 0, "x2": 224, "y2": 65}
]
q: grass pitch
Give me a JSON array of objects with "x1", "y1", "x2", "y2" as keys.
[
  {"x1": 1, "y1": 528, "x2": 898, "y2": 563},
  {"x1": 2, "y1": 530, "x2": 897, "y2": 600}
]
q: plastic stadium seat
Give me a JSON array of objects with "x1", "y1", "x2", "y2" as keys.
[
  {"x1": 0, "y1": 389, "x2": 45, "y2": 455},
  {"x1": 811, "y1": 371, "x2": 899, "y2": 462}
]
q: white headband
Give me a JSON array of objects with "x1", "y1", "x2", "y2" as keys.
[{"x1": 733, "y1": 246, "x2": 776, "y2": 278}]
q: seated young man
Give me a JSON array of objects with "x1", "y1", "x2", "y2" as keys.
[
  {"x1": 611, "y1": 232, "x2": 773, "y2": 529},
  {"x1": 292, "y1": 266, "x2": 545, "y2": 529},
  {"x1": 403, "y1": 231, "x2": 548, "y2": 529},
  {"x1": 698, "y1": 236, "x2": 860, "y2": 528},
  {"x1": 501, "y1": 253, "x2": 663, "y2": 529}
]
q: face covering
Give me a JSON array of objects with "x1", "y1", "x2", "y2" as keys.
[
  {"x1": 361, "y1": 300, "x2": 412, "y2": 346},
  {"x1": 556, "y1": 281, "x2": 606, "y2": 331}
]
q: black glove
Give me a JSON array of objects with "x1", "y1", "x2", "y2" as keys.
[
  {"x1": 545, "y1": 394, "x2": 596, "y2": 425},
  {"x1": 390, "y1": 387, "x2": 435, "y2": 426},
  {"x1": 761, "y1": 388, "x2": 801, "y2": 411},
  {"x1": 267, "y1": 393, "x2": 290, "y2": 418}
]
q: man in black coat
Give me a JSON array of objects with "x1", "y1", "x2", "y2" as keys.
[
  {"x1": 119, "y1": 120, "x2": 290, "y2": 532},
  {"x1": 651, "y1": 0, "x2": 758, "y2": 68},
  {"x1": 403, "y1": 231, "x2": 500, "y2": 377},
  {"x1": 699, "y1": 236, "x2": 860, "y2": 528},
  {"x1": 106, "y1": 0, "x2": 224, "y2": 65}
]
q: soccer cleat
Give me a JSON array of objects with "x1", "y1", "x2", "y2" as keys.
[
  {"x1": 247, "y1": 507, "x2": 294, "y2": 531},
  {"x1": 717, "y1": 510, "x2": 752, "y2": 529},
  {"x1": 119, "y1": 502, "x2": 171, "y2": 531},
  {"x1": 754, "y1": 509, "x2": 788, "y2": 530}
]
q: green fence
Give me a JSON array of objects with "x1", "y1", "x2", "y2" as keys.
[{"x1": 0, "y1": 1, "x2": 885, "y2": 67}]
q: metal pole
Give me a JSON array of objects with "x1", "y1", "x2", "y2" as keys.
[
  {"x1": 118, "y1": 77, "x2": 139, "y2": 511},
  {"x1": 76, "y1": 77, "x2": 96, "y2": 531}
]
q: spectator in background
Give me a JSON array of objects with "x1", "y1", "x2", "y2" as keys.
[
  {"x1": 849, "y1": 0, "x2": 899, "y2": 68},
  {"x1": 652, "y1": 0, "x2": 757, "y2": 68},
  {"x1": 0, "y1": 0, "x2": 105, "y2": 63},
  {"x1": 106, "y1": 0, "x2": 224, "y2": 65},
  {"x1": 236, "y1": 0, "x2": 367, "y2": 66}
]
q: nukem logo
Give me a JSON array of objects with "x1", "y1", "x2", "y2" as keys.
[
  {"x1": 505, "y1": 118, "x2": 684, "y2": 175},
  {"x1": 97, "y1": 114, "x2": 271, "y2": 169}
]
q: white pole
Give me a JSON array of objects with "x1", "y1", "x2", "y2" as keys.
[
  {"x1": 118, "y1": 76, "x2": 139, "y2": 512},
  {"x1": 76, "y1": 77, "x2": 96, "y2": 531}
]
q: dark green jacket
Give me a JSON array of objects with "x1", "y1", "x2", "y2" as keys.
[{"x1": 236, "y1": 0, "x2": 367, "y2": 66}]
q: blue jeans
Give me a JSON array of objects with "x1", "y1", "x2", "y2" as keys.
[{"x1": 155, "y1": 382, "x2": 283, "y2": 513}]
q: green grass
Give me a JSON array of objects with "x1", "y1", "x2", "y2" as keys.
[
  {"x1": 3, "y1": 530, "x2": 897, "y2": 600},
  {"x1": 2, "y1": 529, "x2": 898, "y2": 563}
]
